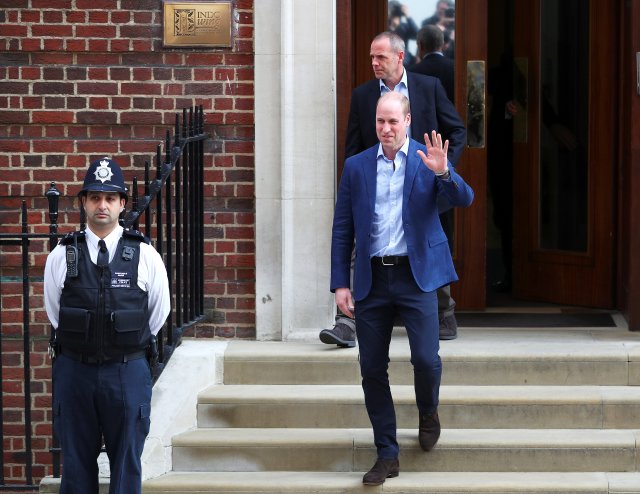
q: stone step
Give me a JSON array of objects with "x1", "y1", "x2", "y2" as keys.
[
  {"x1": 196, "y1": 384, "x2": 640, "y2": 429},
  {"x1": 222, "y1": 330, "x2": 640, "y2": 386},
  {"x1": 143, "y1": 471, "x2": 640, "y2": 493},
  {"x1": 171, "y1": 428, "x2": 639, "y2": 473}
]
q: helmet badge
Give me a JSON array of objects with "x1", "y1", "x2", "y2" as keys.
[{"x1": 94, "y1": 158, "x2": 114, "y2": 184}]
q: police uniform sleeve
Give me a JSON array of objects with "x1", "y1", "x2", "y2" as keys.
[
  {"x1": 138, "y1": 243, "x2": 171, "y2": 335},
  {"x1": 43, "y1": 244, "x2": 68, "y2": 329}
]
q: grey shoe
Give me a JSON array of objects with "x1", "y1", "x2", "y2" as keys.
[
  {"x1": 319, "y1": 322, "x2": 356, "y2": 348},
  {"x1": 439, "y1": 314, "x2": 458, "y2": 340}
]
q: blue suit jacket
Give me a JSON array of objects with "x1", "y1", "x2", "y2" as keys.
[
  {"x1": 330, "y1": 139, "x2": 474, "y2": 301},
  {"x1": 345, "y1": 72, "x2": 466, "y2": 166}
]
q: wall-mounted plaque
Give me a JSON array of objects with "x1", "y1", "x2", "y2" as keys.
[{"x1": 163, "y1": 1, "x2": 232, "y2": 48}]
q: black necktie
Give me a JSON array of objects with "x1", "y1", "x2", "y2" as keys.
[{"x1": 97, "y1": 239, "x2": 109, "y2": 268}]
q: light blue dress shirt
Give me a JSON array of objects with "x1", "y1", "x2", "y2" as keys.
[{"x1": 370, "y1": 137, "x2": 410, "y2": 258}]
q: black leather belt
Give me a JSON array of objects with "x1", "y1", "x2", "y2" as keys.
[
  {"x1": 372, "y1": 255, "x2": 409, "y2": 266},
  {"x1": 60, "y1": 348, "x2": 146, "y2": 364}
]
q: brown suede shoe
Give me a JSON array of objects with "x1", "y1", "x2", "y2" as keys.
[
  {"x1": 419, "y1": 410, "x2": 441, "y2": 451},
  {"x1": 362, "y1": 458, "x2": 399, "y2": 485}
]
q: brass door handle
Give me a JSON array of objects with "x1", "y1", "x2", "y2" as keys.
[{"x1": 466, "y1": 60, "x2": 485, "y2": 148}]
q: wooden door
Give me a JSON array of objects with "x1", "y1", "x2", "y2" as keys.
[{"x1": 511, "y1": 0, "x2": 617, "y2": 307}]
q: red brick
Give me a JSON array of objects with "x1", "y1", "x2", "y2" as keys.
[
  {"x1": 76, "y1": 53, "x2": 120, "y2": 65},
  {"x1": 234, "y1": 40, "x2": 253, "y2": 53},
  {"x1": 65, "y1": 11, "x2": 86, "y2": 22},
  {"x1": 132, "y1": 39, "x2": 153, "y2": 52},
  {"x1": 33, "y1": 139, "x2": 74, "y2": 153},
  {"x1": 32, "y1": 111, "x2": 74, "y2": 124},
  {"x1": 21, "y1": 11, "x2": 42, "y2": 22},
  {"x1": 21, "y1": 67, "x2": 41, "y2": 80},
  {"x1": 43, "y1": 38, "x2": 65, "y2": 51},
  {"x1": 77, "y1": 82, "x2": 119, "y2": 95},
  {"x1": 224, "y1": 54, "x2": 253, "y2": 66},
  {"x1": 194, "y1": 68, "x2": 214, "y2": 81},
  {"x1": 88, "y1": 97, "x2": 110, "y2": 110},
  {"x1": 76, "y1": 25, "x2": 116, "y2": 38},
  {"x1": 185, "y1": 54, "x2": 225, "y2": 66},
  {"x1": 87, "y1": 39, "x2": 109, "y2": 52},
  {"x1": 32, "y1": 24, "x2": 73, "y2": 37},
  {"x1": 132, "y1": 67, "x2": 153, "y2": 81},
  {"x1": 121, "y1": 83, "x2": 162, "y2": 95},
  {"x1": 2, "y1": 25, "x2": 28, "y2": 37},
  {"x1": 237, "y1": 25, "x2": 253, "y2": 38},
  {"x1": 21, "y1": 38, "x2": 43, "y2": 51},
  {"x1": 76, "y1": 0, "x2": 117, "y2": 8},
  {"x1": 225, "y1": 83, "x2": 254, "y2": 96},
  {"x1": 32, "y1": 0, "x2": 72, "y2": 7},
  {"x1": 238, "y1": 11, "x2": 253, "y2": 24},
  {"x1": 225, "y1": 141, "x2": 254, "y2": 154},
  {"x1": 226, "y1": 112, "x2": 254, "y2": 125},
  {"x1": 214, "y1": 98, "x2": 233, "y2": 110},
  {"x1": 110, "y1": 39, "x2": 131, "y2": 52},
  {"x1": 111, "y1": 11, "x2": 130, "y2": 23},
  {"x1": 234, "y1": 98, "x2": 254, "y2": 111},
  {"x1": 237, "y1": 68, "x2": 254, "y2": 81},
  {"x1": 43, "y1": 10, "x2": 64, "y2": 22},
  {"x1": 76, "y1": 140, "x2": 118, "y2": 153},
  {"x1": 31, "y1": 53, "x2": 74, "y2": 64},
  {"x1": 1, "y1": 140, "x2": 30, "y2": 152},
  {"x1": 65, "y1": 39, "x2": 87, "y2": 51},
  {"x1": 22, "y1": 96, "x2": 43, "y2": 110},
  {"x1": 88, "y1": 11, "x2": 109, "y2": 23}
]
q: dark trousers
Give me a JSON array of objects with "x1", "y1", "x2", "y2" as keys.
[
  {"x1": 53, "y1": 354, "x2": 152, "y2": 494},
  {"x1": 355, "y1": 260, "x2": 441, "y2": 459}
]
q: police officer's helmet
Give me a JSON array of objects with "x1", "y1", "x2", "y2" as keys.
[{"x1": 79, "y1": 157, "x2": 128, "y2": 202}]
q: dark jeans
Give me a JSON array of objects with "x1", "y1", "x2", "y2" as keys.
[{"x1": 355, "y1": 261, "x2": 441, "y2": 459}]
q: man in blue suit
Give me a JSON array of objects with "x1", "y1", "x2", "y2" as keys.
[
  {"x1": 321, "y1": 31, "x2": 466, "y2": 348},
  {"x1": 330, "y1": 91, "x2": 474, "y2": 485}
]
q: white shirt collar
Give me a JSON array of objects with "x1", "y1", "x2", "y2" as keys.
[
  {"x1": 379, "y1": 68, "x2": 408, "y2": 93},
  {"x1": 377, "y1": 136, "x2": 410, "y2": 162},
  {"x1": 85, "y1": 224, "x2": 123, "y2": 252}
]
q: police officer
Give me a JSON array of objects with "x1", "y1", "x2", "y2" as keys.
[{"x1": 44, "y1": 157, "x2": 171, "y2": 494}]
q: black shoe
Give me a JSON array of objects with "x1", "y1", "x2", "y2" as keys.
[
  {"x1": 491, "y1": 279, "x2": 512, "y2": 293},
  {"x1": 362, "y1": 458, "x2": 399, "y2": 485},
  {"x1": 319, "y1": 322, "x2": 356, "y2": 348},
  {"x1": 439, "y1": 314, "x2": 457, "y2": 340},
  {"x1": 419, "y1": 410, "x2": 441, "y2": 451}
]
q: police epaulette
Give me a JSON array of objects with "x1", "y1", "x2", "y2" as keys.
[
  {"x1": 60, "y1": 230, "x2": 86, "y2": 245},
  {"x1": 122, "y1": 228, "x2": 150, "y2": 244}
]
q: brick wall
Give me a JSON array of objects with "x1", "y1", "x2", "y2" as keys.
[{"x1": 0, "y1": 0, "x2": 255, "y2": 488}]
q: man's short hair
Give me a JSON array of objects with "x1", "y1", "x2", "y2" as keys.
[
  {"x1": 372, "y1": 31, "x2": 405, "y2": 54},
  {"x1": 417, "y1": 25, "x2": 445, "y2": 54},
  {"x1": 377, "y1": 91, "x2": 410, "y2": 117}
]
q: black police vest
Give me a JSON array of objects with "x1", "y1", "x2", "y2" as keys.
[{"x1": 57, "y1": 230, "x2": 151, "y2": 359}]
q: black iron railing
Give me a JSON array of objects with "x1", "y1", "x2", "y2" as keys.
[{"x1": 0, "y1": 106, "x2": 208, "y2": 490}]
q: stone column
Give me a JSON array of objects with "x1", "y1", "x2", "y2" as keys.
[{"x1": 255, "y1": 0, "x2": 336, "y2": 340}]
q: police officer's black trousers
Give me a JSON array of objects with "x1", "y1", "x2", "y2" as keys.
[{"x1": 53, "y1": 354, "x2": 152, "y2": 494}]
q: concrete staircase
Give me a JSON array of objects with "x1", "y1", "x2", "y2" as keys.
[{"x1": 143, "y1": 325, "x2": 640, "y2": 493}]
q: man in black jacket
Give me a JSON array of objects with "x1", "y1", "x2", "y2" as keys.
[{"x1": 409, "y1": 25, "x2": 455, "y2": 103}]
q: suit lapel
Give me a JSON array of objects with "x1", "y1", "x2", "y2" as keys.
[
  {"x1": 404, "y1": 139, "x2": 421, "y2": 203},
  {"x1": 363, "y1": 146, "x2": 378, "y2": 215},
  {"x1": 407, "y1": 73, "x2": 427, "y2": 141}
]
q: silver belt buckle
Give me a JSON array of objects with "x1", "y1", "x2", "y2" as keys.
[{"x1": 381, "y1": 256, "x2": 393, "y2": 266}]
